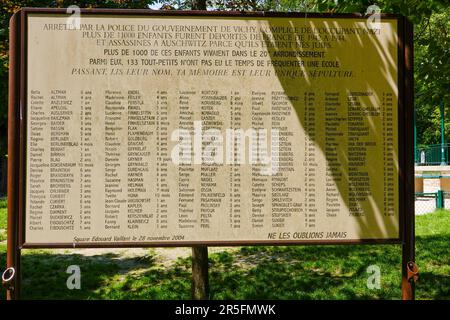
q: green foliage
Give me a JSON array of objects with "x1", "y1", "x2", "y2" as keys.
[{"x1": 414, "y1": 6, "x2": 450, "y2": 145}]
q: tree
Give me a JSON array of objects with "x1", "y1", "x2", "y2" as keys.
[{"x1": 414, "y1": 6, "x2": 450, "y2": 145}]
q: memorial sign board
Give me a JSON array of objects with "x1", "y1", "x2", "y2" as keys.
[{"x1": 8, "y1": 9, "x2": 413, "y2": 248}]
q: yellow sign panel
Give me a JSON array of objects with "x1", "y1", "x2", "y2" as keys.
[{"x1": 25, "y1": 13, "x2": 399, "y2": 245}]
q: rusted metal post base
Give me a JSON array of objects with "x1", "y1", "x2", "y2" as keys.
[
  {"x1": 3, "y1": 251, "x2": 20, "y2": 300},
  {"x1": 402, "y1": 260, "x2": 418, "y2": 300},
  {"x1": 401, "y1": 260, "x2": 415, "y2": 300},
  {"x1": 191, "y1": 246, "x2": 209, "y2": 300}
]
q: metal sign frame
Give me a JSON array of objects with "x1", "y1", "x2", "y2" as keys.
[{"x1": 6, "y1": 8, "x2": 415, "y2": 299}]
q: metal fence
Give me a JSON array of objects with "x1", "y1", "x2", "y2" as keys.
[
  {"x1": 415, "y1": 191, "x2": 450, "y2": 215},
  {"x1": 415, "y1": 143, "x2": 450, "y2": 166}
]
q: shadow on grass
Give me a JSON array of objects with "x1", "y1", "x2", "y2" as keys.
[
  {"x1": 0, "y1": 233, "x2": 448, "y2": 300},
  {"x1": 0, "y1": 250, "x2": 159, "y2": 300},
  {"x1": 209, "y1": 244, "x2": 402, "y2": 300}
]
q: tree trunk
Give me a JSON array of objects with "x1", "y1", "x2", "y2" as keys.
[
  {"x1": 191, "y1": 245, "x2": 209, "y2": 299},
  {"x1": 190, "y1": 0, "x2": 209, "y2": 301}
]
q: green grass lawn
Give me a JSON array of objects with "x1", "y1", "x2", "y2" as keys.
[
  {"x1": 0, "y1": 198, "x2": 6, "y2": 242},
  {"x1": 0, "y1": 209, "x2": 449, "y2": 300}
]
